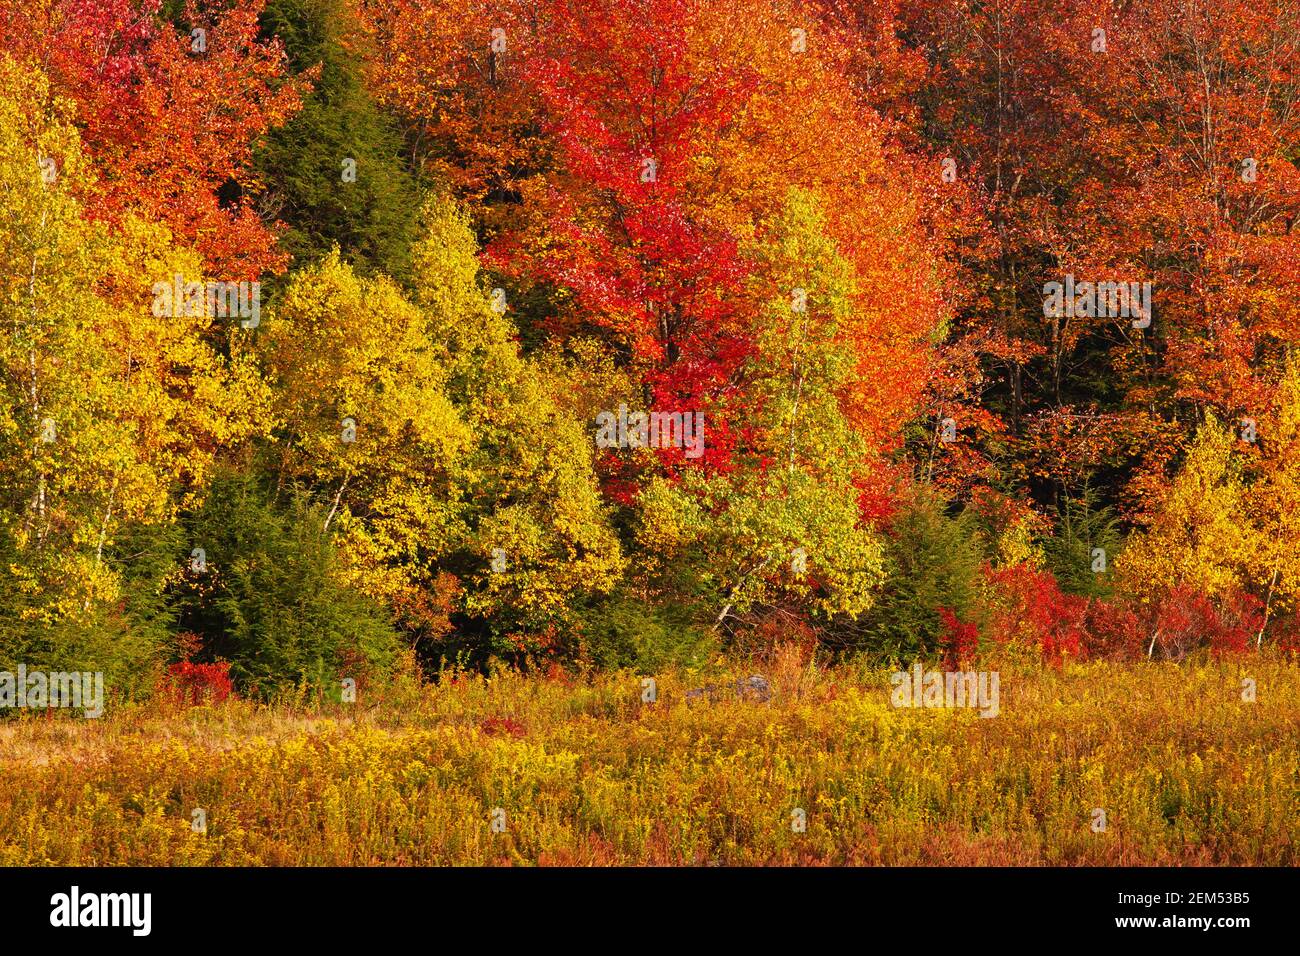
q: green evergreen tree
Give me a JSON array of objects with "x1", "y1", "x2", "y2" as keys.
[
  {"x1": 172, "y1": 471, "x2": 404, "y2": 697},
  {"x1": 838, "y1": 488, "x2": 985, "y2": 662},
  {"x1": 254, "y1": 0, "x2": 422, "y2": 280},
  {"x1": 1044, "y1": 487, "x2": 1123, "y2": 598}
]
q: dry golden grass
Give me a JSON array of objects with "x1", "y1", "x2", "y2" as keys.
[{"x1": 0, "y1": 651, "x2": 1295, "y2": 865}]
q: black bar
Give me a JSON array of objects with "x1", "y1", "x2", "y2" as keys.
[{"x1": 0, "y1": 866, "x2": 1289, "y2": 942}]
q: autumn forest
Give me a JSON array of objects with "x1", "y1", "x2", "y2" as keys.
[{"x1": 3, "y1": 0, "x2": 1300, "y2": 697}]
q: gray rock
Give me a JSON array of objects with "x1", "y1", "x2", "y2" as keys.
[
  {"x1": 683, "y1": 676, "x2": 771, "y2": 704},
  {"x1": 735, "y1": 674, "x2": 772, "y2": 702}
]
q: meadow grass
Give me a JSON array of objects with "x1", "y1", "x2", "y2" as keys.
[{"x1": 0, "y1": 652, "x2": 1295, "y2": 865}]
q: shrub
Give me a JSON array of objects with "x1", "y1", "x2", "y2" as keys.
[
  {"x1": 1271, "y1": 613, "x2": 1300, "y2": 657},
  {"x1": 938, "y1": 607, "x2": 979, "y2": 670},
  {"x1": 1147, "y1": 586, "x2": 1261, "y2": 661},
  {"x1": 568, "y1": 589, "x2": 717, "y2": 672},
  {"x1": 171, "y1": 471, "x2": 405, "y2": 698},
  {"x1": 986, "y1": 567, "x2": 1263, "y2": 664},
  {"x1": 842, "y1": 488, "x2": 984, "y2": 662},
  {"x1": 164, "y1": 661, "x2": 235, "y2": 707},
  {"x1": 730, "y1": 607, "x2": 820, "y2": 664},
  {"x1": 1080, "y1": 599, "x2": 1145, "y2": 661},
  {"x1": 983, "y1": 563, "x2": 1087, "y2": 667}
]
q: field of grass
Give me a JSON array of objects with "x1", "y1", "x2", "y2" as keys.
[{"x1": 1, "y1": 652, "x2": 1296, "y2": 866}]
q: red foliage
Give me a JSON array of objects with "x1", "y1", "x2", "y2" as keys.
[
  {"x1": 507, "y1": 625, "x2": 561, "y2": 660},
  {"x1": 542, "y1": 661, "x2": 577, "y2": 686},
  {"x1": 985, "y1": 565, "x2": 1266, "y2": 663},
  {"x1": 1148, "y1": 586, "x2": 1261, "y2": 661},
  {"x1": 482, "y1": 0, "x2": 752, "y2": 474},
  {"x1": 165, "y1": 661, "x2": 234, "y2": 706},
  {"x1": 984, "y1": 564, "x2": 1086, "y2": 667},
  {"x1": 1080, "y1": 599, "x2": 1145, "y2": 662},
  {"x1": 1272, "y1": 615, "x2": 1300, "y2": 658},
  {"x1": 855, "y1": 462, "x2": 909, "y2": 528},
  {"x1": 937, "y1": 607, "x2": 978, "y2": 670},
  {"x1": 0, "y1": 0, "x2": 303, "y2": 278},
  {"x1": 1207, "y1": 591, "x2": 1262, "y2": 659},
  {"x1": 470, "y1": 0, "x2": 951, "y2": 494}
]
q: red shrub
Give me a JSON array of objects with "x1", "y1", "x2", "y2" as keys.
[
  {"x1": 1148, "y1": 586, "x2": 1260, "y2": 660},
  {"x1": 165, "y1": 661, "x2": 234, "y2": 706},
  {"x1": 984, "y1": 564, "x2": 1087, "y2": 666},
  {"x1": 1272, "y1": 614, "x2": 1300, "y2": 657},
  {"x1": 937, "y1": 607, "x2": 979, "y2": 670},
  {"x1": 1205, "y1": 589, "x2": 1262, "y2": 659},
  {"x1": 983, "y1": 563, "x2": 1266, "y2": 664},
  {"x1": 1081, "y1": 599, "x2": 1145, "y2": 661}
]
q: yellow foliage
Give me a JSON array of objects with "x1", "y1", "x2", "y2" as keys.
[
  {"x1": 0, "y1": 660, "x2": 1295, "y2": 865},
  {"x1": 0, "y1": 55, "x2": 270, "y2": 622},
  {"x1": 1250, "y1": 357, "x2": 1300, "y2": 612},
  {"x1": 264, "y1": 199, "x2": 624, "y2": 631},
  {"x1": 1117, "y1": 414, "x2": 1261, "y2": 601}
]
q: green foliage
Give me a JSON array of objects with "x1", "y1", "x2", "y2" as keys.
[
  {"x1": 172, "y1": 472, "x2": 404, "y2": 697},
  {"x1": 254, "y1": 0, "x2": 422, "y2": 281},
  {"x1": 844, "y1": 489, "x2": 984, "y2": 662},
  {"x1": 569, "y1": 588, "x2": 718, "y2": 672},
  {"x1": 0, "y1": 519, "x2": 173, "y2": 701},
  {"x1": 1044, "y1": 488, "x2": 1123, "y2": 598}
]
